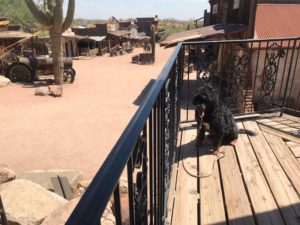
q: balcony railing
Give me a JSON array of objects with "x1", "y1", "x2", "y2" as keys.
[{"x1": 66, "y1": 37, "x2": 300, "y2": 225}]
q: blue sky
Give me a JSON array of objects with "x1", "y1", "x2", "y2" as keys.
[{"x1": 64, "y1": 0, "x2": 210, "y2": 20}]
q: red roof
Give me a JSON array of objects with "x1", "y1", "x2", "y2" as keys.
[{"x1": 255, "y1": 4, "x2": 300, "y2": 39}]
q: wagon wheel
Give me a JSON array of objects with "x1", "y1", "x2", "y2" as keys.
[
  {"x1": 63, "y1": 70, "x2": 75, "y2": 84},
  {"x1": 8, "y1": 64, "x2": 32, "y2": 82}
]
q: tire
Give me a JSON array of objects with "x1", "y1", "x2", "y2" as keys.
[
  {"x1": 7, "y1": 63, "x2": 32, "y2": 82},
  {"x1": 63, "y1": 70, "x2": 75, "y2": 84}
]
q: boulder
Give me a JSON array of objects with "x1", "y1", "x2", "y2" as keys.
[
  {"x1": 49, "y1": 85, "x2": 63, "y2": 97},
  {"x1": 42, "y1": 199, "x2": 116, "y2": 225},
  {"x1": 0, "y1": 163, "x2": 16, "y2": 184},
  {"x1": 119, "y1": 176, "x2": 128, "y2": 194},
  {"x1": 101, "y1": 202, "x2": 116, "y2": 225},
  {"x1": 0, "y1": 76, "x2": 10, "y2": 87},
  {"x1": 40, "y1": 198, "x2": 80, "y2": 225},
  {"x1": 78, "y1": 179, "x2": 91, "y2": 190},
  {"x1": 18, "y1": 169, "x2": 83, "y2": 194},
  {"x1": 0, "y1": 179, "x2": 67, "y2": 225},
  {"x1": 35, "y1": 87, "x2": 50, "y2": 96}
]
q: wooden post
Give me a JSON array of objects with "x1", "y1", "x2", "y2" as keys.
[
  {"x1": 247, "y1": 0, "x2": 258, "y2": 38},
  {"x1": 151, "y1": 25, "x2": 155, "y2": 63}
]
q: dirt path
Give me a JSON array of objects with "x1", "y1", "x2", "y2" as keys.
[{"x1": 0, "y1": 45, "x2": 174, "y2": 179}]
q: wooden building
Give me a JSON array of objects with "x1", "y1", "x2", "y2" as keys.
[
  {"x1": 136, "y1": 16, "x2": 159, "y2": 37},
  {"x1": 206, "y1": 0, "x2": 257, "y2": 38}
]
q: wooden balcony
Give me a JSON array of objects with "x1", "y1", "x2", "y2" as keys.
[{"x1": 168, "y1": 114, "x2": 300, "y2": 225}]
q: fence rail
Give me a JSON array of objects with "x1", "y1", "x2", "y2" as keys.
[{"x1": 66, "y1": 37, "x2": 300, "y2": 225}]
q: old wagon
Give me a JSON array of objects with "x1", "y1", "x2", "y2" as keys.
[{"x1": 4, "y1": 56, "x2": 76, "y2": 83}]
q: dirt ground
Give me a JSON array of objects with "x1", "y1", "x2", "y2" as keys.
[{"x1": 0, "y1": 45, "x2": 174, "y2": 179}]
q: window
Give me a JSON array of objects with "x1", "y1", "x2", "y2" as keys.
[
  {"x1": 233, "y1": 0, "x2": 240, "y2": 9},
  {"x1": 213, "y1": 4, "x2": 218, "y2": 14}
]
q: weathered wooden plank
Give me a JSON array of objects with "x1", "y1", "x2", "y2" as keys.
[
  {"x1": 286, "y1": 141, "x2": 299, "y2": 148},
  {"x1": 235, "y1": 122, "x2": 284, "y2": 225},
  {"x1": 285, "y1": 141, "x2": 300, "y2": 158},
  {"x1": 282, "y1": 113, "x2": 300, "y2": 123},
  {"x1": 256, "y1": 118, "x2": 299, "y2": 133},
  {"x1": 243, "y1": 120, "x2": 300, "y2": 225},
  {"x1": 199, "y1": 144, "x2": 226, "y2": 225},
  {"x1": 219, "y1": 145, "x2": 255, "y2": 225},
  {"x1": 259, "y1": 124, "x2": 300, "y2": 144},
  {"x1": 172, "y1": 125, "x2": 198, "y2": 225},
  {"x1": 262, "y1": 132, "x2": 300, "y2": 195}
]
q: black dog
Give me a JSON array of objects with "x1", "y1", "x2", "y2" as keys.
[{"x1": 193, "y1": 83, "x2": 255, "y2": 154}]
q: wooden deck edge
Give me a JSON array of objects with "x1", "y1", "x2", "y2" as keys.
[{"x1": 258, "y1": 124, "x2": 300, "y2": 144}]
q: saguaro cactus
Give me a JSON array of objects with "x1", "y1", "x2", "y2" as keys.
[{"x1": 25, "y1": 0, "x2": 75, "y2": 85}]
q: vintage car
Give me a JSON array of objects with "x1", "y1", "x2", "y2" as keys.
[{"x1": 4, "y1": 56, "x2": 76, "y2": 83}]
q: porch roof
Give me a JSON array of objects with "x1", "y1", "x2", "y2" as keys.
[
  {"x1": 160, "y1": 23, "x2": 247, "y2": 47},
  {"x1": 0, "y1": 31, "x2": 33, "y2": 39},
  {"x1": 107, "y1": 30, "x2": 131, "y2": 37}
]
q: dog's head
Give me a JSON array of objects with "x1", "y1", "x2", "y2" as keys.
[
  {"x1": 193, "y1": 85, "x2": 218, "y2": 116},
  {"x1": 193, "y1": 91, "x2": 209, "y2": 117}
]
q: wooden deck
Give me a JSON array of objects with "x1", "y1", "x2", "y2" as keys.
[{"x1": 168, "y1": 114, "x2": 300, "y2": 225}]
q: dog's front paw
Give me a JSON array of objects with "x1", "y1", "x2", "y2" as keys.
[
  {"x1": 212, "y1": 148, "x2": 220, "y2": 155},
  {"x1": 230, "y1": 139, "x2": 238, "y2": 146}
]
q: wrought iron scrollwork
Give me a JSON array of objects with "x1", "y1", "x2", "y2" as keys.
[
  {"x1": 134, "y1": 172, "x2": 147, "y2": 225},
  {"x1": 132, "y1": 134, "x2": 148, "y2": 225},
  {"x1": 230, "y1": 54, "x2": 250, "y2": 109},
  {"x1": 164, "y1": 80, "x2": 171, "y2": 191},
  {"x1": 196, "y1": 46, "x2": 213, "y2": 83},
  {"x1": 261, "y1": 43, "x2": 285, "y2": 108}
]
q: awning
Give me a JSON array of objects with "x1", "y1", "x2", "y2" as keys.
[
  {"x1": 160, "y1": 23, "x2": 247, "y2": 47},
  {"x1": 89, "y1": 36, "x2": 106, "y2": 42},
  {"x1": 76, "y1": 35, "x2": 106, "y2": 42},
  {"x1": 108, "y1": 30, "x2": 131, "y2": 37},
  {"x1": 0, "y1": 31, "x2": 33, "y2": 39}
]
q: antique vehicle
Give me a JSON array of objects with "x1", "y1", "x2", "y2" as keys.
[{"x1": 4, "y1": 56, "x2": 76, "y2": 83}]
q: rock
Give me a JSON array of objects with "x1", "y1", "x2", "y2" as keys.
[
  {"x1": 0, "y1": 76, "x2": 10, "y2": 87},
  {"x1": 0, "y1": 163, "x2": 16, "y2": 184},
  {"x1": 72, "y1": 180, "x2": 91, "y2": 198},
  {"x1": 78, "y1": 179, "x2": 91, "y2": 190},
  {"x1": 0, "y1": 179, "x2": 67, "y2": 225},
  {"x1": 49, "y1": 85, "x2": 63, "y2": 97},
  {"x1": 42, "y1": 198, "x2": 116, "y2": 225},
  {"x1": 101, "y1": 202, "x2": 116, "y2": 225},
  {"x1": 35, "y1": 87, "x2": 50, "y2": 96},
  {"x1": 18, "y1": 169, "x2": 83, "y2": 194},
  {"x1": 119, "y1": 176, "x2": 128, "y2": 194},
  {"x1": 41, "y1": 198, "x2": 80, "y2": 225}
]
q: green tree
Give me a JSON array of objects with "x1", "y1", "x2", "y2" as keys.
[{"x1": 25, "y1": 0, "x2": 75, "y2": 85}]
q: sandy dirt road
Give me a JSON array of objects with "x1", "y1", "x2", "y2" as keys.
[{"x1": 0, "y1": 45, "x2": 174, "y2": 179}]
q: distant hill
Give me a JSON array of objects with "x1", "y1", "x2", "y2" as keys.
[{"x1": 0, "y1": 0, "x2": 40, "y2": 32}]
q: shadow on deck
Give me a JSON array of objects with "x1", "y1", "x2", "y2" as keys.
[{"x1": 168, "y1": 114, "x2": 300, "y2": 225}]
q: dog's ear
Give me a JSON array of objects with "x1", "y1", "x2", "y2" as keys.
[{"x1": 192, "y1": 96, "x2": 198, "y2": 105}]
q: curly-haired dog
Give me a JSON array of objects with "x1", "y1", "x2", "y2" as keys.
[{"x1": 193, "y1": 83, "x2": 255, "y2": 154}]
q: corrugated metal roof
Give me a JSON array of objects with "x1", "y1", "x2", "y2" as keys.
[
  {"x1": 255, "y1": 4, "x2": 300, "y2": 39},
  {"x1": 160, "y1": 23, "x2": 247, "y2": 47}
]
